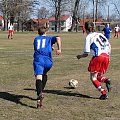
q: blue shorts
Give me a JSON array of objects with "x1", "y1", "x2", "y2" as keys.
[
  {"x1": 105, "y1": 34, "x2": 110, "y2": 40},
  {"x1": 33, "y1": 56, "x2": 53, "y2": 75}
]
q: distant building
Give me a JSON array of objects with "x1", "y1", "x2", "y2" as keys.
[
  {"x1": 78, "y1": 18, "x2": 105, "y2": 31},
  {"x1": 25, "y1": 16, "x2": 112, "y2": 32},
  {"x1": 25, "y1": 18, "x2": 49, "y2": 31},
  {"x1": 49, "y1": 15, "x2": 72, "y2": 32},
  {"x1": 0, "y1": 16, "x2": 4, "y2": 30}
]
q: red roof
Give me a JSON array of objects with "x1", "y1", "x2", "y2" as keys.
[
  {"x1": 0, "y1": 16, "x2": 4, "y2": 21},
  {"x1": 49, "y1": 15, "x2": 70, "y2": 21},
  {"x1": 31, "y1": 18, "x2": 49, "y2": 24},
  {"x1": 79, "y1": 18, "x2": 104, "y2": 26}
]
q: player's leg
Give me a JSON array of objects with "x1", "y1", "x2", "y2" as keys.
[
  {"x1": 33, "y1": 60, "x2": 44, "y2": 108},
  {"x1": 97, "y1": 73, "x2": 111, "y2": 92},
  {"x1": 97, "y1": 73, "x2": 108, "y2": 83},
  {"x1": 117, "y1": 32, "x2": 118, "y2": 38},
  {"x1": 8, "y1": 31, "x2": 10, "y2": 39},
  {"x1": 90, "y1": 72, "x2": 108, "y2": 100},
  {"x1": 42, "y1": 58, "x2": 52, "y2": 91},
  {"x1": 42, "y1": 74, "x2": 47, "y2": 91},
  {"x1": 10, "y1": 32, "x2": 11, "y2": 39},
  {"x1": 90, "y1": 72, "x2": 107, "y2": 95},
  {"x1": 36, "y1": 75, "x2": 43, "y2": 97},
  {"x1": 11, "y1": 32, "x2": 13, "y2": 39},
  {"x1": 97, "y1": 54, "x2": 111, "y2": 92},
  {"x1": 114, "y1": 31, "x2": 117, "y2": 37},
  {"x1": 36, "y1": 75, "x2": 44, "y2": 108},
  {"x1": 88, "y1": 55, "x2": 110, "y2": 99}
]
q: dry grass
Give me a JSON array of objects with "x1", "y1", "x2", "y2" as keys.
[{"x1": 0, "y1": 31, "x2": 120, "y2": 120}]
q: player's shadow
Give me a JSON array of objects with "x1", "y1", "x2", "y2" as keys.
[
  {"x1": 24, "y1": 88, "x2": 36, "y2": 91},
  {"x1": 44, "y1": 89, "x2": 98, "y2": 99},
  {"x1": 0, "y1": 92, "x2": 36, "y2": 109},
  {"x1": 23, "y1": 88, "x2": 98, "y2": 99}
]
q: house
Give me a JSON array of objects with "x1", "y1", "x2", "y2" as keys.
[
  {"x1": 0, "y1": 16, "x2": 4, "y2": 30},
  {"x1": 78, "y1": 18, "x2": 106, "y2": 31},
  {"x1": 49, "y1": 15, "x2": 72, "y2": 32},
  {"x1": 25, "y1": 18, "x2": 49, "y2": 31}
]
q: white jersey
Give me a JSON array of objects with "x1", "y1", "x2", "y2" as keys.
[
  {"x1": 9, "y1": 25, "x2": 13, "y2": 30},
  {"x1": 114, "y1": 26, "x2": 119, "y2": 32},
  {"x1": 84, "y1": 32, "x2": 111, "y2": 56}
]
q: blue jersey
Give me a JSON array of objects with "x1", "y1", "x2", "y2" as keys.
[
  {"x1": 102, "y1": 27, "x2": 112, "y2": 40},
  {"x1": 33, "y1": 36, "x2": 57, "y2": 60},
  {"x1": 33, "y1": 36, "x2": 57, "y2": 75}
]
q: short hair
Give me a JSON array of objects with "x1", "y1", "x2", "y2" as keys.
[
  {"x1": 85, "y1": 21, "x2": 94, "y2": 32},
  {"x1": 38, "y1": 26, "x2": 48, "y2": 35}
]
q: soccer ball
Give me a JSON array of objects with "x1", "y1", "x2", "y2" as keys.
[{"x1": 69, "y1": 79, "x2": 78, "y2": 88}]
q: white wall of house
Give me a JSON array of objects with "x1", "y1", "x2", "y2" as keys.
[
  {"x1": 48, "y1": 21, "x2": 55, "y2": 32},
  {"x1": 62, "y1": 16, "x2": 72, "y2": 32},
  {"x1": 2, "y1": 20, "x2": 4, "y2": 28},
  {"x1": 7, "y1": 20, "x2": 10, "y2": 28},
  {"x1": 0, "y1": 19, "x2": 4, "y2": 30},
  {"x1": 49, "y1": 16, "x2": 72, "y2": 32},
  {"x1": 0, "y1": 19, "x2": 10, "y2": 30}
]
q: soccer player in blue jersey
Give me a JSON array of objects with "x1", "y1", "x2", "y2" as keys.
[
  {"x1": 102, "y1": 23, "x2": 112, "y2": 40},
  {"x1": 33, "y1": 26, "x2": 61, "y2": 108}
]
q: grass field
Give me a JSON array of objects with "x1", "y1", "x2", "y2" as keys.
[{"x1": 0, "y1": 31, "x2": 120, "y2": 120}]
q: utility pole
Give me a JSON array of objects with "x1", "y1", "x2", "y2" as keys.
[
  {"x1": 93, "y1": 0, "x2": 96, "y2": 28},
  {"x1": 83, "y1": 5, "x2": 85, "y2": 25},
  {"x1": 108, "y1": 5, "x2": 109, "y2": 22},
  {"x1": 3, "y1": 0, "x2": 8, "y2": 31}
]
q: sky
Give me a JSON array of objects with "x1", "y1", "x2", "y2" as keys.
[
  {"x1": 104, "y1": 0, "x2": 120, "y2": 18},
  {"x1": 37, "y1": 0, "x2": 119, "y2": 19},
  {"x1": 88, "y1": 0, "x2": 118, "y2": 19},
  {"x1": 0, "y1": 0, "x2": 119, "y2": 19}
]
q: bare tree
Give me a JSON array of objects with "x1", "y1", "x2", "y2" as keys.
[
  {"x1": 37, "y1": 7, "x2": 49, "y2": 19},
  {"x1": 39, "y1": 0, "x2": 70, "y2": 32},
  {"x1": 44, "y1": 0, "x2": 63, "y2": 32},
  {"x1": 15, "y1": 0, "x2": 32, "y2": 31},
  {"x1": 0, "y1": 0, "x2": 33, "y2": 31},
  {"x1": 89, "y1": 0, "x2": 107, "y2": 22},
  {"x1": 111, "y1": 0, "x2": 120, "y2": 18},
  {"x1": 54, "y1": 0, "x2": 62, "y2": 32},
  {"x1": 0, "y1": 0, "x2": 10, "y2": 30},
  {"x1": 70, "y1": 0, "x2": 80, "y2": 32}
]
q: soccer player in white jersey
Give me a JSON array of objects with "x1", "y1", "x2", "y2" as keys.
[
  {"x1": 8, "y1": 23, "x2": 14, "y2": 39},
  {"x1": 114, "y1": 24, "x2": 120, "y2": 39},
  {"x1": 76, "y1": 21, "x2": 111, "y2": 100}
]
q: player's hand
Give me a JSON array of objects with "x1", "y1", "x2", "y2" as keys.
[
  {"x1": 56, "y1": 49, "x2": 61, "y2": 55},
  {"x1": 76, "y1": 53, "x2": 88, "y2": 59},
  {"x1": 76, "y1": 55, "x2": 82, "y2": 59},
  {"x1": 52, "y1": 47, "x2": 55, "y2": 51}
]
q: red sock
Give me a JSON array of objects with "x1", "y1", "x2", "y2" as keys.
[
  {"x1": 97, "y1": 75, "x2": 107, "y2": 83},
  {"x1": 98, "y1": 86, "x2": 107, "y2": 95},
  {"x1": 92, "y1": 80, "x2": 101, "y2": 88},
  {"x1": 92, "y1": 80, "x2": 106, "y2": 95}
]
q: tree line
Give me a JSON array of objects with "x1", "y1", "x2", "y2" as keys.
[{"x1": 0, "y1": 0, "x2": 119, "y2": 32}]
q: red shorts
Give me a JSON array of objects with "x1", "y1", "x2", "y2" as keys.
[
  {"x1": 88, "y1": 53, "x2": 110, "y2": 74},
  {"x1": 115, "y1": 31, "x2": 119, "y2": 35},
  {"x1": 9, "y1": 30, "x2": 14, "y2": 33}
]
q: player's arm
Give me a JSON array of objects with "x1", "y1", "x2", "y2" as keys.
[
  {"x1": 76, "y1": 36, "x2": 90, "y2": 59},
  {"x1": 102, "y1": 28, "x2": 104, "y2": 34},
  {"x1": 109, "y1": 43, "x2": 111, "y2": 55},
  {"x1": 52, "y1": 45, "x2": 55, "y2": 51},
  {"x1": 76, "y1": 53, "x2": 88, "y2": 59},
  {"x1": 56, "y1": 36, "x2": 61, "y2": 55},
  {"x1": 110, "y1": 28, "x2": 112, "y2": 32}
]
